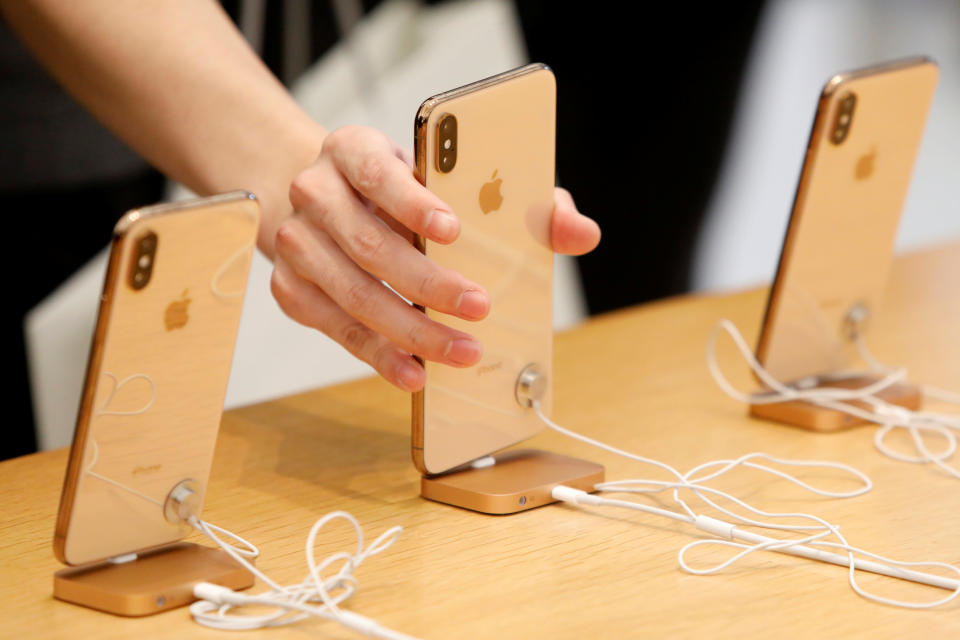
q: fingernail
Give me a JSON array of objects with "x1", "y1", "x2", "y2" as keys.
[
  {"x1": 426, "y1": 209, "x2": 459, "y2": 240},
  {"x1": 396, "y1": 362, "x2": 423, "y2": 392},
  {"x1": 444, "y1": 338, "x2": 483, "y2": 365},
  {"x1": 457, "y1": 289, "x2": 489, "y2": 319}
]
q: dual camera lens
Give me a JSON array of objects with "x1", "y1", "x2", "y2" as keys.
[
  {"x1": 130, "y1": 231, "x2": 157, "y2": 290},
  {"x1": 830, "y1": 92, "x2": 857, "y2": 145},
  {"x1": 437, "y1": 113, "x2": 457, "y2": 173}
]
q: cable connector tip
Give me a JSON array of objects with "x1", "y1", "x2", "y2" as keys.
[
  {"x1": 552, "y1": 485, "x2": 602, "y2": 505},
  {"x1": 194, "y1": 582, "x2": 240, "y2": 605}
]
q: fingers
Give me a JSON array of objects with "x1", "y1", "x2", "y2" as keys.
[
  {"x1": 289, "y1": 161, "x2": 489, "y2": 320},
  {"x1": 280, "y1": 125, "x2": 488, "y2": 390},
  {"x1": 277, "y1": 126, "x2": 602, "y2": 397},
  {"x1": 372, "y1": 205, "x2": 416, "y2": 243},
  {"x1": 270, "y1": 259, "x2": 426, "y2": 392},
  {"x1": 322, "y1": 126, "x2": 461, "y2": 244},
  {"x1": 551, "y1": 187, "x2": 601, "y2": 255},
  {"x1": 274, "y1": 216, "x2": 484, "y2": 369}
]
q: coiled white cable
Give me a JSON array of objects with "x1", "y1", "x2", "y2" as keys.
[
  {"x1": 707, "y1": 319, "x2": 960, "y2": 478},
  {"x1": 188, "y1": 512, "x2": 417, "y2": 639},
  {"x1": 80, "y1": 445, "x2": 414, "y2": 637},
  {"x1": 535, "y1": 403, "x2": 960, "y2": 609}
]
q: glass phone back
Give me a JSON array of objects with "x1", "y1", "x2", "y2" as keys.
[
  {"x1": 413, "y1": 65, "x2": 556, "y2": 474},
  {"x1": 55, "y1": 193, "x2": 259, "y2": 565},
  {"x1": 757, "y1": 59, "x2": 938, "y2": 383}
]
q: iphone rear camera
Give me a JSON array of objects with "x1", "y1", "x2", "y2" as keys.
[
  {"x1": 437, "y1": 113, "x2": 457, "y2": 173},
  {"x1": 130, "y1": 230, "x2": 157, "y2": 290},
  {"x1": 830, "y1": 92, "x2": 857, "y2": 145}
]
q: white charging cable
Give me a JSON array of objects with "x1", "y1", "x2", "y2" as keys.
[
  {"x1": 188, "y1": 512, "x2": 418, "y2": 639},
  {"x1": 707, "y1": 319, "x2": 960, "y2": 478},
  {"x1": 534, "y1": 403, "x2": 960, "y2": 609},
  {"x1": 79, "y1": 451, "x2": 414, "y2": 638}
]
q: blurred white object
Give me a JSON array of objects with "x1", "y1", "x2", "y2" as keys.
[
  {"x1": 26, "y1": 0, "x2": 588, "y2": 450},
  {"x1": 25, "y1": 250, "x2": 107, "y2": 451},
  {"x1": 693, "y1": 0, "x2": 960, "y2": 292}
]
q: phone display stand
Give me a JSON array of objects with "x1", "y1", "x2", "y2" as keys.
[
  {"x1": 749, "y1": 374, "x2": 922, "y2": 432},
  {"x1": 54, "y1": 541, "x2": 253, "y2": 616},
  {"x1": 420, "y1": 448, "x2": 604, "y2": 514}
]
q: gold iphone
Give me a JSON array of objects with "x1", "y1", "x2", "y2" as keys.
[
  {"x1": 54, "y1": 192, "x2": 259, "y2": 566},
  {"x1": 412, "y1": 64, "x2": 556, "y2": 475},
  {"x1": 756, "y1": 57, "x2": 938, "y2": 384}
]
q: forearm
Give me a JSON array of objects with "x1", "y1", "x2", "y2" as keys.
[{"x1": 0, "y1": 0, "x2": 326, "y2": 257}]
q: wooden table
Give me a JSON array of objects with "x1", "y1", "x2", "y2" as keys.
[{"x1": 3, "y1": 242, "x2": 958, "y2": 639}]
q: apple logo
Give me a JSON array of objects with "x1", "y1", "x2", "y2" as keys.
[
  {"x1": 855, "y1": 148, "x2": 876, "y2": 180},
  {"x1": 164, "y1": 289, "x2": 191, "y2": 331},
  {"x1": 479, "y1": 169, "x2": 504, "y2": 214}
]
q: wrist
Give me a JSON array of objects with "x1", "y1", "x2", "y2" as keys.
[{"x1": 247, "y1": 121, "x2": 327, "y2": 259}]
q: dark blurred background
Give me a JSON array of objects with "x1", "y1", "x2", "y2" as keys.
[{"x1": 515, "y1": 2, "x2": 762, "y2": 313}]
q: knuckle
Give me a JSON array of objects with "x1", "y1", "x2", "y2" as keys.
[
  {"x1": 321, "y1": 125, "x2": 361, "y2": 157},
  {"x1": 289, "y1": 174, "x2": 332, "y2": 225},
  {"x1": 405, "y1": 320, "x2": 432, "y2": 354},
  {"x1": 349, "y1": 225, "x2": 386, "y2": 264},
  {"x1": 354, "y1": 153, "x2": 386, "y2": 192},
  {"x1": 340, "y1": 321, "x2": 372, "y2": 356},
  {"x1": 371, "y1": 341, "x2": 397, "y2": 374},
  {"x1": 342, "y1": 281, "x2": 376, "y2": 315},
  {"x1": 288, "y1": 170, "x2": 320, "y2": 211},
  {"x1": 273, "y1": 221, "x2": 301, "y2": 259},
  {"x1": 320, "y1": 128, "x2": 345, "y2": 155},
  {"x1": 416, "y1": 269, "x2": 442, "y2": 302}
]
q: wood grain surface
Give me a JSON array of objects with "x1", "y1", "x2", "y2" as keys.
[{"x1": 2, "y1": 242, "x2": 958, "y2": 639}]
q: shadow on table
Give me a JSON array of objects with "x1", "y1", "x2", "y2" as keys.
[{"x1": 222, "y1": 396, "x2": 418, "y2": 508}]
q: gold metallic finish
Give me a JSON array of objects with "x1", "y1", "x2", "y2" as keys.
[
  {"x1": 54, "y1": 192, "x2": 260, "y2": 566},
  {"x1": 53, "y1": 541, "x2": 254, "y2": 616},
  {"x1": 750, "y1": 375, "x2": 922, "y2": 432},
  {"x1": 419, "y1": 449, "x2": 604, "y2": 515},
  {"x1": 412, "y1": 64, "x2": 556, "y2": 475},
  {"x1": 756, "y1": 57, "x2": 938, "y2": 384}
]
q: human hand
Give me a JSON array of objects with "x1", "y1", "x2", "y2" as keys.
[{"x1": 271, "y1": 126, "x2": 600, "y2": 393}]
